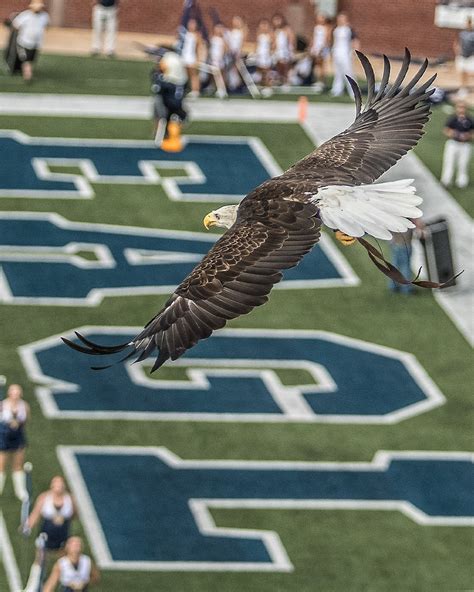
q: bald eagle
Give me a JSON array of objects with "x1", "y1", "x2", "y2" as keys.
[{"x1": 63, "y1": 50, "x2": 445, "y2": 372}]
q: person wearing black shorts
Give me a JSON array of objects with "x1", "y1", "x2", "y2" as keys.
[{"x1": 0, "y1": 383, "x2": 30, "y2": 500}]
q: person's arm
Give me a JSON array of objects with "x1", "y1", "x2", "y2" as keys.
[
  {"x1": 24, "y1": 401, "x2": 31, "y2": 422},
  {"x1": 70, "y1": 495, "x2": 78, "y2": 519},
  {"x1": 27, "y1": 492, "x2": 46, "y2": 529},
  {"x1": 43, "y1": 561, "x2": 60, "y2": 592},
  {"x1": 90, "y1": 562, "x2": 101, "y2": 586},
  {"x1": 288, "y1": 26, "x2": 296, "y2": 51},
  {"x1": 11, "y1": 11, "x2": 26, "y2": 31},
  {"x1": 351, "y1": 29, "x2": 360, "y2": 51},
  {"x1": 443, "y1": 126, "x2": 455, "y2": 139}
]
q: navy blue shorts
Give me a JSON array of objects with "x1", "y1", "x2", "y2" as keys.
[
  {"x1": 0, "y1": 423, "x2": 27, "y2": 451},
  {"x1": 41, "y1": 518, "x2": 71, "y2": 550}
]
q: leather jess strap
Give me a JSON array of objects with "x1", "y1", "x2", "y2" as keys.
[{"x1": 357, "y1": 237, "x2": 462, "y2": 289}]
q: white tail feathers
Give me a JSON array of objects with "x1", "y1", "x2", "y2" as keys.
[{"x1": 316, "y1": 179, "x2": 423, "y2": 240}]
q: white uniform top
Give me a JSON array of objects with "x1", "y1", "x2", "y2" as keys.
[
  {"x1": 59, "y1": 555, "x2": 91, "y2": 588},
  {"x1": 227, "y1": 28, "x2": 244, "y2": 55},
  {"x1": 332, "y1": 25, "x2": 353, "y2": 57},
  {"x1": 41, "y1": 493, "x2": 74, "y2": 520},
  {"x1": 181, "y1": 31, "x2": 198, "y2": 66},
  {"x1": 256, "y1": 33, "x2": 272, "y2": 68},
  {"x1": 274, "y1": 29, "x2": 292, "y2": 63},
  {"x1": 209, "y1": 35, "x2": 225, "y2": 68},
  {"x1": 161, "y1": 52, "x2": 188, "y2": 85},
  {"x1": 13, "y1": 10, "x2": 49, "y2": 50},
  {"x1": 311, "y1": 24, "x2": 328, "y2": 55},
  {"x1": 0, "y1": 400, "x2": 27, "y2": 424}
]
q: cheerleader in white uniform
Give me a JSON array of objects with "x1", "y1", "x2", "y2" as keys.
[
  {"x1": 181, "y1": 18, "x2": 202, "y2": 96},
  {"x1": 209, "y1": 22, "x2": 228, "y2": 97},
  {"x1": 226, "y1": 16, "x2": 250, "y2": 91},
  {"x1": 43, "y1": 536, "x2": 100, "y2": 592},
  {"x1": 272, "y1": 13, "x2": 294, "y2": 85},
  {"x1": 0, "y1": 383, "x2": 30, "y2": 501},
  {"x1": 331, "y1": 12, "x2": 360, "y2": 97},
  {"x1": 27, "y1": 476, "x2": 76, "y2": 551},
  {"x1": 256, "y1": 18, "x2": 273, "y2": 86},
  {"x1": 311, "y1": 14, "x2": 331, "y2": 89}
]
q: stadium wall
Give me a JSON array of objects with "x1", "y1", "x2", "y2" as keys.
[{"x1": 1, "y1": 0, "x2": 459, "y2": 58}]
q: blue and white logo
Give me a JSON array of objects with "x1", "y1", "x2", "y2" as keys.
[{"x1": 21, "y1": 328, "x2": 445, "y2": 423}]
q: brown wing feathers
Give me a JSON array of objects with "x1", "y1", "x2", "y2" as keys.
[
  {"x1": 63, "y1": 201, "x2": 321, "y2": 372},
  {"x1": 286, "y1": 48, "x2": 436, "y2": 186},
  {"x1": 63, "y1": 50, "x2": 437, "y2": 372}
]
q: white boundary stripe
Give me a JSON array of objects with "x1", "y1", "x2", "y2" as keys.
[
  {"x1": 0, "y1": 211, "x2": 359, "y2": 306},
  {"x1": 302, "y1": 104, "x2": 474, "y2": 347},
  {"x1": 0, "y1": 95, "x2": 299, "y2": 122},
  {"x1": 57, "y1": 446, "x2": 474, "y2": 573},
  {"x1": 1, "y1": 95, "x2": 469, "y2": 341},
  {"x1": 20, "y1": 327, "x2": 446, "y2": 424},
  {"x1": 0, "y1": 511, "x2": 22, "y2": 592},
  {"x1": 0, "y1": 130, "x2": 279, "y2": 203}
]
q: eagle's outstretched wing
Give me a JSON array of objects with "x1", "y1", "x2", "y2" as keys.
[
  {"x1": 63, "y1": 200, "x2": 321, "y2": 371},
  {"x1": 282, "y1": 48, "x2": 436, "y2": 187}
]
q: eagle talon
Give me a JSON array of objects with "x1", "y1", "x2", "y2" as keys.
[{"x1": 335, "y1": 230, "x2": 356, "y2": 246}]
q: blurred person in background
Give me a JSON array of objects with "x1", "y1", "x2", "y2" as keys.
[
  {"x1": 43, "y1": 536, "x2": 100, "y2": 592},
  {"x1": 181, "y1": 18, "x2": 203, "y2": 97},
  {"x1": 91, "y1": 0, "x2": 119, "y2": 58},
  {"x1": 26, "y1": 475, "x2": 76, "y2": 552},
  {"x1": 151, "y1": 49, "x2": 187, "y2": 150},
  {"x1": 209, "y1": 22, "x2": 228, "y2": 97},
  {"x1": 0, "y1": 383, "x2": 30, "y2": 500},
  {"x1": 441, "y1": 101, "x2": 473, "y2": 188},
  {"x1": 12, "y1": 0, "x2": 49, "y2": 82},
  {"x1": 311, "y1": 13, "x2": 331, "y2": 91},
  {"x1": 272, "y1": 13, "x2": 295, "y2": 86},
  {"x1": 255, "y1": 18, "x2": 273, "y2": 87},
  {"x1": 225, "y1": 16, "x2": 248, "y2": 91},
  {"x1": 389, "y1": 220, "x2": 425, "y2": 295},
  {"x1": 454, "y1": 16, "x2": 474, "y2": 91},
  {"x1": 330, "y1": 12, "x2": 359, "y2": 97}
]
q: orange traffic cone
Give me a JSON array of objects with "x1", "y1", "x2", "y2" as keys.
[
  {"x1": 161, "y1": 120, "x2": 183, "y2": 152},
  {"x1": 298, "y1": 95, "x2": 308, "y2": 124}
]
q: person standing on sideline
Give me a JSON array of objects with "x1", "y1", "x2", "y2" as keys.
[
  {"x1": 0, "y1": 384, "x2": 30, "y2": 501},
  {"x1": 91, "y1": 0, "x2": 119, "y2": 58},
  {"x1": 12, "y1": 0, "x2": 49, "y2": 82},
  {"x1": 26, "y1": 476, "x2": 77, "y2": 552},
  {"x1": 441, "y1": 101, "x2": 473, "y2": 189},
  {"x1": 330, "y1": 12, "x2": 359, "y2": 97},
  {"x1": 389, "y1": 220, "x2": 424, "y2": 295},
  {"x1": 255, "y1": 18, "x2": 273, "y2": 87},
  {"x1": 311, "y1": 13, "x2": 331, "y2": 91},
  {"x1": 180, "y1": 18, "x2": 203, "y2": 97},
  {"x1": 43, "y1": 536, "x2": 100, "y2": 592},
  {"x1": 454, "y1": 17, "x2": 474, "y2": 91},
  {"x1": 272, "y1": 13, "x2": 295, "y2": 86}
]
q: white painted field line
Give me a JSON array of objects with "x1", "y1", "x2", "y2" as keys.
[
  {"x1": 0, "y1": 511, "x2": 22, "y2": 592},
  {"x1": 0, "y1": 94, "x2": 471, "y2": 344}
]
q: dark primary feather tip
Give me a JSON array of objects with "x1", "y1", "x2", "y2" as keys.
[{"x1": 74, "y1": 331, "x2": 129, "y2": 353}]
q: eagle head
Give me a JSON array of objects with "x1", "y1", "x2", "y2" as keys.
[{"x1": 203, "y1": 205, "x2": 238, "y2": 230}]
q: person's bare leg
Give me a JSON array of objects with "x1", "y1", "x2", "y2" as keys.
[
  {"x1": 12, "y1": 448, "x2": 28, "y2": 501},
  {"x1": 12, "y1": 447, "x2": 25, "y2": 472},
  {"x1": 22, "y1": 61, "x2": 33, "y2": 81},
  {"x1": 0, "y1": 452, "x2": 7, "y2": 494}
]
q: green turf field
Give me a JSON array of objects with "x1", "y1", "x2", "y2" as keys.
[
  {"x1": 1, "y1": 53, "x2": 472, "y2": 217},
  {"x1": 0, "y1": 81, "x2": 472, "y2": 591}
]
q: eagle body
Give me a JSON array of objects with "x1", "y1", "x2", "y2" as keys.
[{"x1": 64, "y1": 49, "x2": 437, "y2": 372}]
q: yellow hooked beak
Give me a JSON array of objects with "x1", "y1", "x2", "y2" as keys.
[{"x1": 203, "y1": 213, "x2": 218, "y2": 230}]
